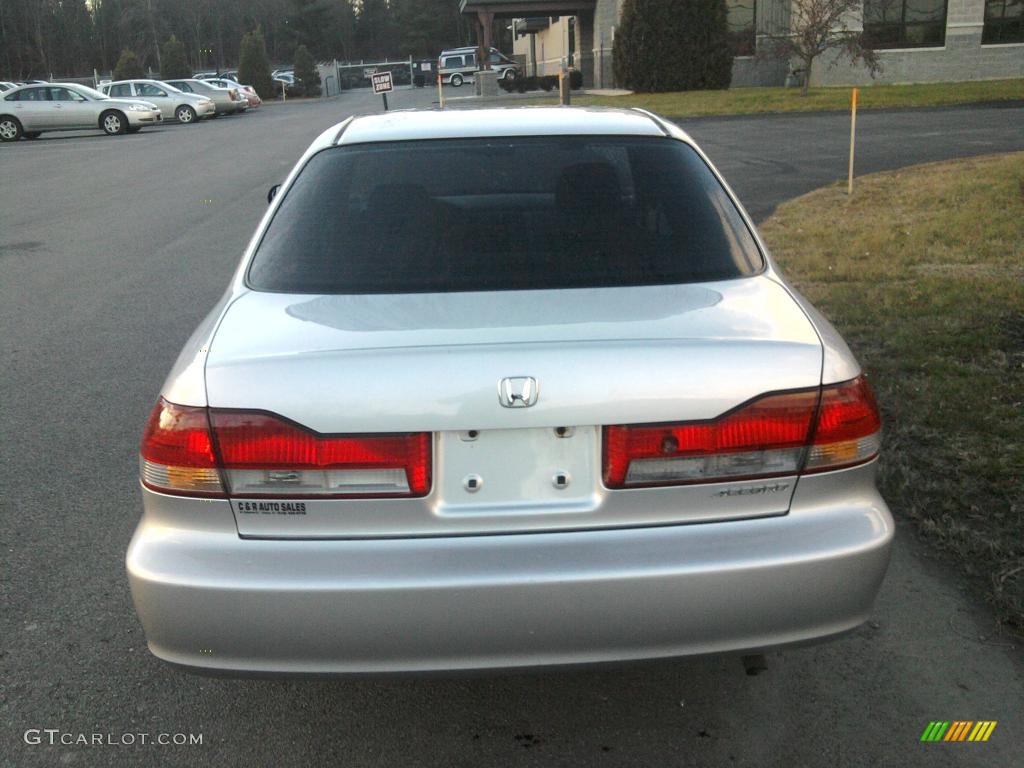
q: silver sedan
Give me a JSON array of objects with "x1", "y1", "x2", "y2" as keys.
[
  {"x1": 99, "y1": 79, "x2": 215, "y2": 123},
  {"x1": 0, "y1": 83, "x2": 161, "y2": 140},
  {"x1": 127, "y1": 107, "x2": 893, "y2": 675},
  {"x1": 202, "y1": 78, "x2": 261, "y2": 108},
  {"x1": 163, "y1": 79, "x2": 244, "y2": 115}
]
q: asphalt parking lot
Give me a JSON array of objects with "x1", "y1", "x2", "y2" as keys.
[{"x1": 2, "y1": 89, "x2": 1022, "y2": 767}]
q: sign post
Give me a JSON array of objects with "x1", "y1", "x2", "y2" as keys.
[
  {"x1": 371, "y1": 70, "x2": 394, "y2": 111},
  {"x1": 848, "y1": 88, "x2": 858, "y2": 196}
]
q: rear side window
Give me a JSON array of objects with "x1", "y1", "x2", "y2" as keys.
[
  {"x1": 109, "y1": 83, "x2": 133, "y2": 97},
  {"x1": 442, "y1": 56, "x2": 464, "y2": 68},
  {"x1": 8, "y1": 88, "x2": 48, "y2": 101},
  {"x1": 248, "y1": 137, "x2": 763, "y2": 294}
]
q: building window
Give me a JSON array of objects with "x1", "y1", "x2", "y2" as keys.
[
  {"x1": 728, "y1": 0, "x2": 757, "y2": 56},
  {"x1": 983, "y1": 0, "x2": 1024, "y2": 43},
  {"x1": 863, "y1": 0, "x2": 948, "y2": 48}
]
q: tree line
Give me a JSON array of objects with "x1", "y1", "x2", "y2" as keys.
[{"x1": 1, "y1": 0, "x2": 474, "y2": 80}]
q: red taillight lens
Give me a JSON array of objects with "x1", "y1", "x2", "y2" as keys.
[
  {"x1": 603, "y1": 390, "x2": 818, "y2": 488},
  {"x1": 140, "y1": 400, "x2": 432, "y2": 498},
  {"x1": 209, "y1": 411, "x2": 431, "y2": 497},
  {"x1": 603, "y1": 376, "x2": 881, "y2": 488},
  {"x1": 140, "y1": 398, "x2": 224, "y2": 496},
  {"x1": 804, "y1": 376, "x2": 882, "y2": 472}
]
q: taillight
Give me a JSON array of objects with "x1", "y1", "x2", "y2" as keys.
[
  {"x1": 804, "y1": 376, "x2": 882, "y2": 472},
  {"x1": 140, "y1": 399, "x2": 431, "y2": 498},
  {"x1": 210, "y1": 411, "x2": 430, "y2": 497},
  {"x1": 603, "y1": 376, "x2": 880, "y2": 488},
  {"x1": 140, "y1": 399, "x2": 225, "y2": 496}
]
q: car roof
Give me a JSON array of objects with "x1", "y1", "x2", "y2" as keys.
[
  {"x1": 333, "y1": 107, "x2": 670, "y2": 147},
  {"x1": 170, "y1": 79, "x2": 226, "y2": 88}
]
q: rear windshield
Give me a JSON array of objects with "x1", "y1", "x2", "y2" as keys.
[{"x1": 248, "y1": 136, "x2": 763, "y2": 294}]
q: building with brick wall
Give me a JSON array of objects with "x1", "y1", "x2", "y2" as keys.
[{"x1": 459, "y1": 0, "x2": 1022, "y2": 88}]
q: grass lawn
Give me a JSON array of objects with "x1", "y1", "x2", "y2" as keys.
[
  {"x1": 759, "y1": 153, "x2": 1024, "y2": 632},
  {"x1": 515, "y1": 78, "x2": 1024, "y2": 116}
]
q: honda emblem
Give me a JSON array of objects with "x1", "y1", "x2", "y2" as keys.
[{"x1": 498, "y1": 377, "x2": 539, "y2": 408}]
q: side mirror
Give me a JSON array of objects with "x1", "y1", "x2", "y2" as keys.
[{"x1": 267, "y1": 184, "x2": 281, "y2": 204}]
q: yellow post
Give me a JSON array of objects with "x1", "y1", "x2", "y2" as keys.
[
  {"x1": 847, "y1": 88, "x2": 858, "y2": 196},
  {"x1": 437, "y1": 73, "x2": 444, "y2": 109}
]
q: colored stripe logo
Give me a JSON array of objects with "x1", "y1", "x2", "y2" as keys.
[{"x1": 920, "y1": 721, "x2": 997, "y2": 742}]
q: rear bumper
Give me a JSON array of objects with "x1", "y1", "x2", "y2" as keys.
[{"x1": 127, "y1": 464, "x2": 893, "y2": 674}]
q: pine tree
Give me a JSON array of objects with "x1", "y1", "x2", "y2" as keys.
[
  {"x1": 613, "y1": 0, "x2": 733, "y2": 92},
  {"x1": 356, "y1": 0, "x2": 394, "y2": 60},
  {"x1": 160, "y1": 35, "x2": 189, "y2": 79},
  {"x1": 239, "y1": 29, "x2": 274, "y2": 99},
  {"x1": 113, "y1": 48, "x2": 145, "y2": 80},
  {"x1": 293, "y1": 44, "x2": 320, "y2": 96}
]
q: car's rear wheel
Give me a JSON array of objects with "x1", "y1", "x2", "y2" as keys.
[
  {"x1": 0, "y1": 116, "x2": 22, "y2": 142},
  {"x1": 176, "y1": 105, "x2": 197, "y2": 124},
  {"x1": 100, "y1": 110, "x2": 127, "y2": 136},
  {"x1": 451, "y1": 73, "x2": 463, "y2": 87},
  {"x1": 502, "y1": 69, "x2": 517, "y2": 81},
  {"x1": 24, "y1": 131, "x2": 42, "y2": 139}
]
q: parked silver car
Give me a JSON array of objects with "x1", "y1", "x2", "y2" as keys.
[
  {"x1": 202, "y1": 78, "x2": 261, "y2": 108},
  {"x1": 127, "y1": 107, "x2": 893, "y2": 675},
  {"x1": 99, "y1": 79, "x2": 215, "y2": 123},
  {"x1": 0, "y1": 82, "x2": 161, "y2": 140},
  {"x1": 163, "y1": 79, "x2": 243, "y2": 115},
  {"x1": 0, "y1": 81, "x2": 17, "y2": 92}
]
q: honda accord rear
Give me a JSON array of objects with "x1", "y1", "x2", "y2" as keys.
[{"x1": 126, "y1": 107, "x2": 893, "y2": 674}]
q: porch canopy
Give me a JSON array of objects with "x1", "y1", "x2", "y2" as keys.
[{"x1": 459, "y1": 0, "x2": 597, "y2": 75}]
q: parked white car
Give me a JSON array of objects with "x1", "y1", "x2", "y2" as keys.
[{"x1": 0, "y1": 82, "x2": 161, "y2": 140}]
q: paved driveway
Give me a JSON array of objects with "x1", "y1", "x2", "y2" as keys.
[
  {"x1": 1, "y1": 90, "x2": 1021, "y2": 767},
  {"x1": 677, "y1": 101, "x2": 1024, "y2": 220}
]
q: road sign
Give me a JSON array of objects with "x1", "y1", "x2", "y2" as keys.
[{"x1": 371, "y1": 71, "x2": 394, "y2": 94}]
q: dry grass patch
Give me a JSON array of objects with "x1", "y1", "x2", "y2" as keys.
[{"x1": 761, "y1": 153, "x2": 1024, "y2": 631}]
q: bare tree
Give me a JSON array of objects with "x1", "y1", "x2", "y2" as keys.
[{"x1": 761, "y1": 0, "x2": 880, "y2": 95}]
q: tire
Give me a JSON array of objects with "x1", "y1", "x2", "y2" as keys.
[
  {"x1": 24, "y1": 131, "x2": 42, "y2": 139},
  {"x1": 451, "y1": 73, "x2": 463, "y2": 87},
  {"x1": 175, "y1": 105, "x2": 197, "y2": 124},
  {"x1": 503, "y1": 69, "x2": 517, "y2": 81},
  {"x1": 100, "y1": 110, "x2": 127, "y2": 136},
  {"x1": 0, "y1": 115, "x2": 22, "y2": 142}
]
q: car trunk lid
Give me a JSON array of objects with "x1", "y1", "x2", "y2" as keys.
[{"x1": 205, "y1": 277, "x2": 824, "y2": 537}]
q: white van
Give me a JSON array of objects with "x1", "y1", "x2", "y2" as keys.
[{"x1": 438, "y1": 46, "x2": 520, "y2": 87}]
